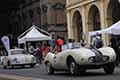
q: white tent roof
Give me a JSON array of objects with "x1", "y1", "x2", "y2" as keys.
[
  {"x1": 18, "y1": 25, "x2": 52, "y2": 44},
  {"x1": 88, "y1": 20, "x2": 120, "y2": 45},
  {"x1": 89, "y1": 20, "x2": 120, "y2": 36}
]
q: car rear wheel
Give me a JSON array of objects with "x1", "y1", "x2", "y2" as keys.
[
  {"x1": 3, "y1": 60, "x2": 11, "y2": 69},
  {"x1": 103, "y1": 62, "x2": 115, "y2": 74},
  {"x1": 3, "y1": 65, "x2": 7, "y2": 69},
  {"x1": 46, "y1": 62, "x2": 54, "y2": 75},
  {"x1": 11, "y1": 65, "x2": 14, "y2": 69},
  {"x1": 69, "y1": 59, "x2": 79, "y2": 76}
]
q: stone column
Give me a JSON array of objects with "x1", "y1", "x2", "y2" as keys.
[
  {"x1": 100, "y1": 1, "x2": 108, "y2": 46},
  {"x1": 66, "y1": 10, "x2": 73, "y2": 39},
  {"x1": 81, "y1": 6, "x2": 88, "y2": 42}
]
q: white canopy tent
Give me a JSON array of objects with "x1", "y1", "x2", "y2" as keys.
[
  {"x1": 18, "y1": 25, "x2": 52, "y2": 44},
  {"x1": 89, "y1": 20, "x2": 120, "y2": 36},
  {"x1": 88, "y1": 20, "x2": 120, "y2": 44}
]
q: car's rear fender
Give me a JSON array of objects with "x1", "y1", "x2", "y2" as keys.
[{"x1": 44, "y1": 52, "x2": 55, "y2": 64}]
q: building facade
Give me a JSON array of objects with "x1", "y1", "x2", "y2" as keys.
[
  {"x1": 9, "y1": 0, "x2": 67, "y2": 43},
  {"x1": 66, "y1": 0, "x2": 120, "y2": 45}
]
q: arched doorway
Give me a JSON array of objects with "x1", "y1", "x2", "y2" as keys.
[
  {"x1": 72, "y1": 10, "x2": 83, "y2": 42},
  {"x1": 107, "y1": 0, "x2": 120, "y2": 26},
  {"x1": 88, "y1": 5, "x2": 101, "y2": 32}
]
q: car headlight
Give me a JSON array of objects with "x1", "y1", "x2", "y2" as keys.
[
  {"x1": 88, "y1": 57, "x2": 95, "y2": 63},
  {"x1": 103, "y1": 56, "x2": 109, "y2": 62}
]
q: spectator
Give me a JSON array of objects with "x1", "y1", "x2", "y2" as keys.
[
  {"x1": 56, "y1": 36, "x2": 64, "y2": 51},
  {"x1": 67, "y1": 39, "x2": 73, "y2": 49},
  {"x1": 109, "y1": 36, "x2": 119, "y2": 65},
  {"x1": 43, "y1": 42, "x2": 52, "y2": 57},
  {"x1": 56, "y1": 36, "x2": 64, "y2": 46},
  {"x1": 93, "y1": 33, "x2": 103, "y2": 48},
  {"x1": 53, "y1": 43, "x2": 61, "y2": 54},
  {"x1": 28, "y1": 43, "x2": 35, "y2": 55},
  {"x1": 49, "y1": 39, "x2": 56, "y2": 49},
  {"x1": 80, "y1": 39, "x2": 86, "y2": 47},
  {"x1": 34, "y1": 44, "x2": 43, "y2": 64}
]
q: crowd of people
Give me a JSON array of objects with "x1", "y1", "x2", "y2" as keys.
[
  {"x1": 26, "y1": 36, "x2": 65, "y2": 64},
  {"x1": 1, "y1": 33, "x2": 120, "y2": 65},
  {"x1": 26, "y1": 35, "x2": 91, "y2": 64}
]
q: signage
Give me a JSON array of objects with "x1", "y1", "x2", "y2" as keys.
[{"x1": 1, "y1": 36, "x2": 10, "y2": 52}]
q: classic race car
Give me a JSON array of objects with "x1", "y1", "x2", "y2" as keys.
[
  {"x1": 1, "y1": 48, "x2": 36, "y2": 69},
  {"x1": 44, "y1": 45, "x2": 116, "y2": 75}
]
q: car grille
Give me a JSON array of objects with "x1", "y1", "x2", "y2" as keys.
[{"x1": 95, "y1": 55, "x2": 103, "y2": 63}]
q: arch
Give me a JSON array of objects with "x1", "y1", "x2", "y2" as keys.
[
  {"x1": 107, "y1": 0, "x2": 120, "y2": 26},
  {"x1": 88, "y1": 5, "x2": 101, "y2": 32},
  {"x1": 106, "y1": 0, "x2": 120, "y2": 42},
  {"x1": 72, "y1": 10, "x2": 83, "y2": 42}
]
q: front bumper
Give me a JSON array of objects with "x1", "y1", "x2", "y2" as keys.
[
  {"x1": 11, "y1": 63, "x2": 36, "y2": 66},
  {"x1": 78, "y1": 62, "x2": 115, "y2": 69}
]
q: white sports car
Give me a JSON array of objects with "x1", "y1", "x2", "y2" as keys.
[
  {"x1": 1, "y1": 48, "x2": 36, "y2": 69},
  {"x1": 44, "y1": 46, "x2": 116, "y2": 75}
]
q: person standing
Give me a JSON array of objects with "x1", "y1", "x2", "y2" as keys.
[
  {"x1": 34, "y1": 44, "x2": 43, "y2": 64},
  {"x1": 93, "y1": 33, "x2": 103, "y2": 48},
  {"x1": 53, "y1": 43, "x2": 61, "y2": 54},
  {"x1": 43, "y1": 42, "x2": 52, "y2": 57},
  {"x1": 67, "y1": 39, "x2": 73, "y2": 49},
  {"x1": 109, "y1": 36, "x2": 119, "y2": 65},
  {"x1": 28, "y1": 43, "x2": 35, "y2": 55},
  {"x1": 80, "y1": 39, "x2": 86, "y2": 47},
  {"x1": 56, "y1": 36, "x2": 64, "y2": 51},
  {"x1": 56, "y1": 36, "x2": 64, "y2": 46}
]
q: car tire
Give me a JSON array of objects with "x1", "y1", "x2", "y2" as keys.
[
  {"x1": 69, "y1": 59, "x2": 79, "y2": 76},
  {"x1": 11, "y1": 65, "x2": 14, "y2": 69},
  {"x1": 22, "y1": 65, "x2": 25, "y2": 68},
  {"x1": 3, "y1": 66, "x2": 7, "y2": 69},
  {"x1": 103, "y1": 62, "x2": 115, "y2": 74},
  {"x1": 30, "y1": 64, "x2": 35, "y2": 68},
  {"x1": 46, "y1": 62, "x2": 54, "y2": 75},
  {"x1": 3, "y1": 60, "x2": 10, "y2": 69}
]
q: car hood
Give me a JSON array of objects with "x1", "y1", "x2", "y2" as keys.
[{"x1": 68, "y1": 47, "x2": 96, "y2": 57}]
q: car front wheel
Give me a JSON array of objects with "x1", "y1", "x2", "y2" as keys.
[
  {"x1": 30, "y1": 64, "x2": 35, "y2": 68},
  {"x1": 46, "y1": 62, "x2": 54, "y2": 75},
  {"x1": 69, "y1": 59, "x2": 79, "y2": 76},
  {"x1": 3, "y1": 65, "x2": 7, "y2": 69},
  {"x1": 103, "y1": 62, "x2": 115, "y2": 74},
  {"x1": 3, "y1": 60, "x2": 11, "y2": 69}
]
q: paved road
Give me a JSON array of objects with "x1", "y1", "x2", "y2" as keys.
[{"x1": 0, "y1": 63, "x2": 120, "y2": 80}]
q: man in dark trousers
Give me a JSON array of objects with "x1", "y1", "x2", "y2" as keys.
[
  {"x1": 110, "y1": 36, "x2": 119, "y2": 65},
  {"x1": 34, "y1": 44, "x2": 43, "y2": 64}
]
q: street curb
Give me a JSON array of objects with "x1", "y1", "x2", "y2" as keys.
[{"x1": 0, "y1": 74, "x2": 45, "y2": 80}]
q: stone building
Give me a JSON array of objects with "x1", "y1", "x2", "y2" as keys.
[
  {"x1": 66, "y1": 0, "x2": 120, "y2": 45},
  {"x1": 9, "y1": 0, "x2": 67, "y2": 42}
]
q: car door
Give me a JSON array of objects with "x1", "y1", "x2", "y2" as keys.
[{"x1": 52, "y1": 52, "x2": 66, "y2": 70}]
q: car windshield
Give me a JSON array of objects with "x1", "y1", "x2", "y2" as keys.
[
  {"x1": 72, "y1": 43, "x2": 81, "y2": 48},
  {"x1": 62, "y1": 42, "x2": 81, "y2": 50},
  {"x1": 9, "y1": 49, "x2": 27, "y2": 55}
]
